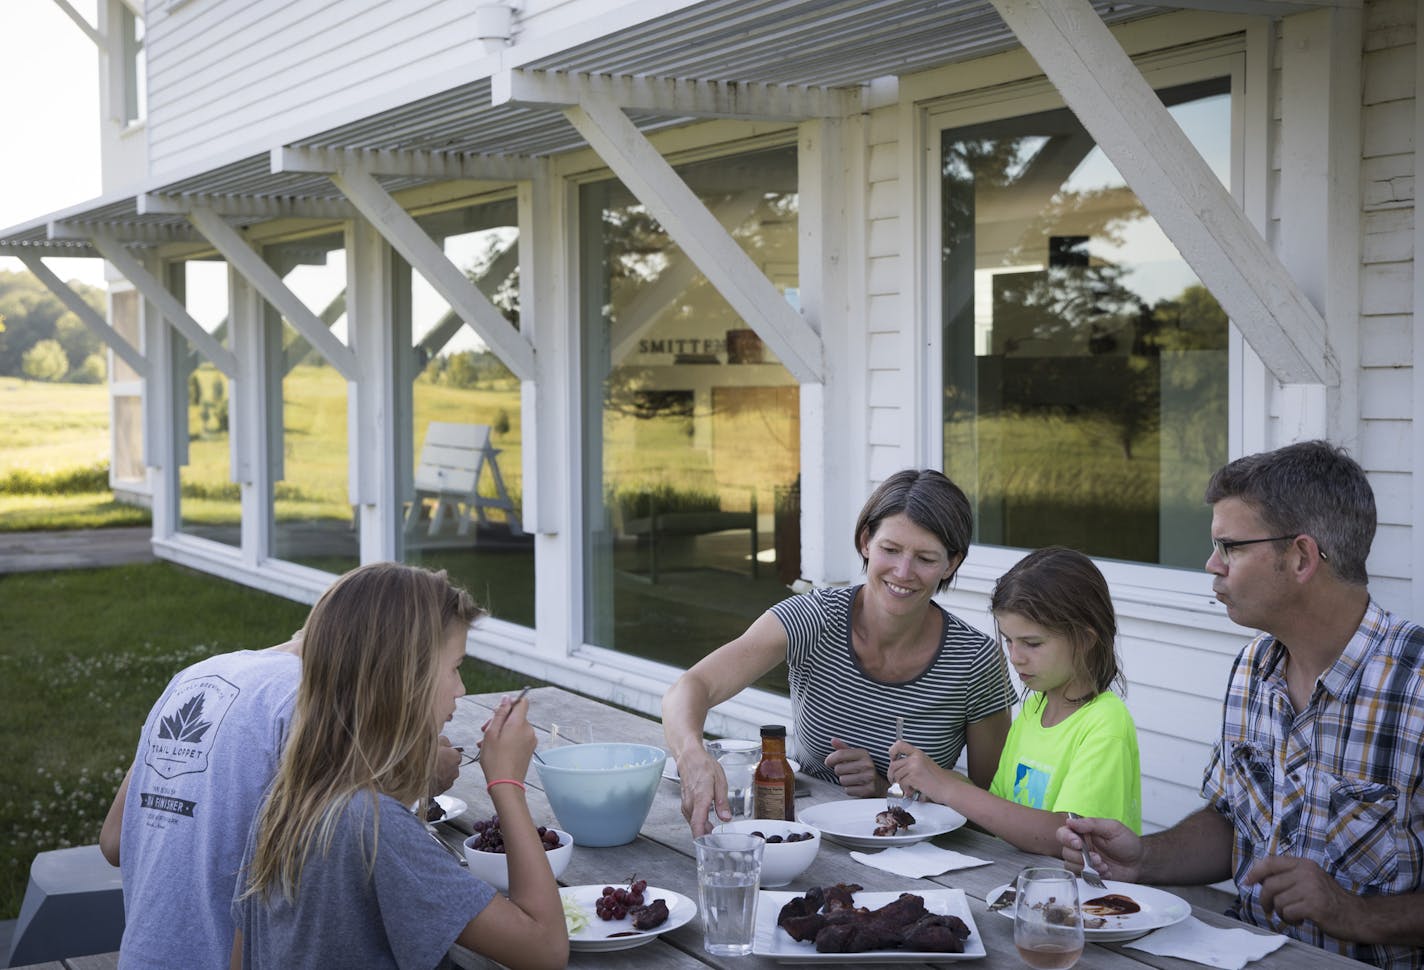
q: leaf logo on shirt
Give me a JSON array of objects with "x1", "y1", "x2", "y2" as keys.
[{"x1": 158, "y1": 694, "x2": 213, "y2": 743}]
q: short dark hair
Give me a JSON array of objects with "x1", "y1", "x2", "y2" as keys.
[
  {"x1": 990, "y1": 546, "x2": 1124, "y2": 699},
  {"x1": 854, "y1": 469, "x2": 973, "y2": 593},
  {"x1": 1204, "y1": 440, "x2": 1374, "y2": 585}
]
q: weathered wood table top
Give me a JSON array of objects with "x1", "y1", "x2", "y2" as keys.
[{"x1": 437, "y1": 687, "x2": 1373, "y2": 970}]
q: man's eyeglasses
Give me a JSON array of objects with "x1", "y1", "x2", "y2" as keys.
[{"x1": 1211, "y1": 534, "x2": 1328, "y2": 565}]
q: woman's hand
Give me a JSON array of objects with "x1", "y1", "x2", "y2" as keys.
[
  {"x1": 478, "y1": 693, "x2": 536, "y2": 785},
  {"x1": 886, "y1": 740, "x2": 957, "y2": 804},
  {"x1": 678, "y1": 748, "x2": 729, "y2": 837},
  {"x1": 827, "y1": 738, "x2": 883, "y2": 796}
]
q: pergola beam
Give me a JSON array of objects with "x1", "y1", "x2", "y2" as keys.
[
  {"x1": 185, "y1": 205, "x2": 359, "y2": 381},
  {"x1": 563, "y1": 98, "x2": 823, "y2": 383},
  {"x1": 18, "y1": 254, "x2": 148, "y2": 379},
  {"x1": 139, "y1": 193, "x2": 355, "y2": 221},
  {"x1": 50, "y1": 219, "x2": 202, "y2": 245},
  {"x1": 87, "y1": 231, "x2": 239, "y2": 378},
  {"x1": 272, "y1": 146, "x2": 538, "y2": 182},
  {"x1": 494, "y1": 69, "x2": 861, "y2": 122},
  {"x1": 327, "y1": 166, "x2": 537, "y2": 381},
  {"x1": 992, "y1": 0, "x2": 1338, "y2": 386}
]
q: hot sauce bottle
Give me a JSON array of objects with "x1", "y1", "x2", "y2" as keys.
[{"x1": 753, "y1": 724, "x2": 795, "y2": 821}]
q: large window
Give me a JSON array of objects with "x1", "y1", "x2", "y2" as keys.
[
  {"x1": 580, "y1": 146, "x2": 801, "y2": 684},
  {"x1": 265, "y1": 233, "x2": 357, "y2": 572},
  {"x1": 176, "y1": 260, "x2": 238, "y2": 545},
  {"x1": 940, "y1": 78, "x2": 1232, "y2": 569},
  {"x1": 402, "y1": 200, "x2": 533, "y2": 627}
]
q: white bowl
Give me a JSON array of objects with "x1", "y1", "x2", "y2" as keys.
[
  {"x1": 463, "y1": 827, "x2": 573, "y2": 892},
  {"x1": 714, "y1": 818, "x2": 821, "y2": 887},
  {"x1": 534, "y1": 742, "x2": 667, "y2": 846}
]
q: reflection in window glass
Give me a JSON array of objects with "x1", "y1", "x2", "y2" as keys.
[
  {"x1": 267, "y1": 234, "x2": 358, "y2": 572},
  {"x1": 942, "y1": 80, "x2": 1230, "y2": 568},
  {"x1": 177, "y1": 260, "x2": 239, "y2": 546},
  {"x1": 402, "y1": 200, "x2": 533, "y2": 627},
  {"x1": 581, "y1": 147, "x2": 801, "y2": 688}
]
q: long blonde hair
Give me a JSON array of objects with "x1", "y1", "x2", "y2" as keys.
[{"x1": 243, "y1": 562, "x2": 482, "y2": 901}]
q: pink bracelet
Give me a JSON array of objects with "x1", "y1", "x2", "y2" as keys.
[{"x1": 486, "y1": 778, "x2": 527, "y2": 793}]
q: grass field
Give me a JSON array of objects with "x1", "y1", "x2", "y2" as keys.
[
  {"x1": 0, "y1": 377, "x2": 112, "y2": 474},
  {"x1": 0, "y1": 561, "x2": 537, "y2": 921}
]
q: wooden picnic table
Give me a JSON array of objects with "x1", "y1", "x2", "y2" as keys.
[
  {"x1": 439, "y1": 687, "x2": 1373, "y2": 970},
  {"x1": 15, "y1": 686, "x2": 1373, "y2": 970}
]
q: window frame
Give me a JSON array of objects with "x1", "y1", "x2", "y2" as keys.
[{"x1": 919, "y1": 37, "x2": 1259, "y2": 601}]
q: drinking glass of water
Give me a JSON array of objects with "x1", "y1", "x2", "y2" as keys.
[
  {"x1": 1013, "y1": 867, "x2": 1084, "y2": 969},
  {"x1": 693, "y1": 832, "x2": 764, "y2": 956},
  {"x1": 705, "y1": 738, "x2": 760, "y2": 818}
]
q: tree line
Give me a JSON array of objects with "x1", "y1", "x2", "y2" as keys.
[{"x1": 0, "y1": 269, "x2": 107, "y2": 382}]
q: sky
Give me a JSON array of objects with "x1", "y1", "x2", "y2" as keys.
[{"x1": 1, "y1": 1, "x2": 105, "y2": 287}]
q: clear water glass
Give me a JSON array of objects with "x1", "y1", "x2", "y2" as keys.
[
  {"x1": 1013, "y1": 866, "x2": 1084, "y2": 969},
  {"x1": 694, "y1": 832, "x2": 763, "y2": 956},
  {"x1": 705, "y1": 738, "x2": 760, "y2": 818}
]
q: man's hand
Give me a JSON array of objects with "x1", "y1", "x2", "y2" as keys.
[
  {"x1": 1243, "y1": 856, "x2": 1360, "y2": 938},
  {"x1": 1059, "y1": 815, "x2": 1145, "y2": 884},
  {"x1": 432, "y1": 735, "x2": 461, "y2": 796},
  {"x1": 826, "y1": 738, "x2": 882, "y2": 797}
]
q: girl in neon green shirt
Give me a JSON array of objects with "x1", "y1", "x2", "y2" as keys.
[{"x1": 889, "y1": 546, "x2": 1141, "y2": 855}]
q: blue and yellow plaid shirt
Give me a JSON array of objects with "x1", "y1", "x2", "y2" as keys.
[{"x1": 1202, "y1": 598, "x2": 1424, "y2": 970}]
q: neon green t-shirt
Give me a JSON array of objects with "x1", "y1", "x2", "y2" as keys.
[{"x1": 988, "y1": 691, "x2": 1142, "y2": 834}]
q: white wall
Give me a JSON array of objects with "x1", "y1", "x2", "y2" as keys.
[
  {"x1": 1358, "y1": 0, "x2": 1417, "y2": 615},
  {"x1": 140, "y1": 0, "x2": 695, "y2": 179}
]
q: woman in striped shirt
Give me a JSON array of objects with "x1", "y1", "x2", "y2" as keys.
[{"x1": 662, "y1": 469, "x2": 1015, "y2": 836}]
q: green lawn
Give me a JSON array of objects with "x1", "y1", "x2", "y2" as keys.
[
  {"x1": 0, "y1": 562, "x2": 535, "y2": 921},
  {"x1": 0, "y1": 377, "x2": 112, "y2": 474}
]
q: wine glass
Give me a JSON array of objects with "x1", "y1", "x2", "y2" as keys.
[{"x1": 1013, "y1": 866, "x2": 1084, "y2": 969}]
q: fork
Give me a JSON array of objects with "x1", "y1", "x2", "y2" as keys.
[
  {"x1": 886, "y1": 716, "x2": 915, "y2": 813},
  {"x1": 1066, "y1": 812, "x2": 1107, "y2": 889}
]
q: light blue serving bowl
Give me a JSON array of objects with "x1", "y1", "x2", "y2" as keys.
[{"x1": 533, "y1": 742, "x2": 667, "y2": 847}]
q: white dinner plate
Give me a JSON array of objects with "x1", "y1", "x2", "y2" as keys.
[
  {"x1": 754, "y1": 887, "x2": 986, "y2": 962},
  {"x1": 663, "y1": 756, "x2": 801, "y2": 781},
  {"x1": 798, "y1": 799, "x2": 966, "y2": 849},
  {"x1": 986, "y1": 878, "x2": 1191, "y2": 942},
  {"x1": 430, "y1": 794, "x2": 467, "y2": 823},
  {"x1": 560, "y1": 885, "x2": 697, "y2": 951}
]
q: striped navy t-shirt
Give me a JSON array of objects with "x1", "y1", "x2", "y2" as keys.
[{"x1": 769, "y1": 584, "x2": 1014, "y2": 786}]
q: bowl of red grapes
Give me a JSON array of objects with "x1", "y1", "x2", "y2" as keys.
[
  {"x1": 462, "y1": 814, "x2": 572, "y2": 890},
  {"x1": 713, "y1": 818, "x2": 821, "y2": 887}
]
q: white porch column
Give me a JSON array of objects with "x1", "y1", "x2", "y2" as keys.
[
  {"x1": 143, "y1": 256, "x2": 178, "y2": 539},
  {"x1": 347, "y1": 218, "x2": 405, "y2": 562},
  {"x1": 1276, "y1": 9, "x2": 1362, "y2": 444},
  {"x1": 228, "y1": 268, "x2": 273, "y2": 567},
  {"x1": 521, "y1": 160, "x2": 578, "y2": 654},
  {"x1": 797, "y1": 116, "x2": 863, "y2": 585}
]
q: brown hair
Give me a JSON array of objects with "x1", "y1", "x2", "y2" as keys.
[
  {"x1": 990, "y1": 546, "x2": 1124, "y2": 700},
  {"x1": 854, "y1": 469, "x2": 973, "y2": 593}
]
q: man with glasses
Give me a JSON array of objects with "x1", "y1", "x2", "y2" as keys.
[{"x1": 1059, "y1": 440, "x2": 1423, "y2": 969}]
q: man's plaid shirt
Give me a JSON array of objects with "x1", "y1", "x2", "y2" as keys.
[{"x1": 1202, "y1": 598, "x2": 1424, "y2": 970}]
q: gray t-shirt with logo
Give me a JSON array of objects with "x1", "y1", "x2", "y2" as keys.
[
  {"x1": 233, "y1": 791, "x2": 496, "y2": 969},
  {"x1": 118, "y1": 648, "x2": 301, "y2": 969}
]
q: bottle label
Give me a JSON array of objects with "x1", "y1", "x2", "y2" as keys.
[{"x1": 754, "y1": 780, "x2": 789, "y2": 820}]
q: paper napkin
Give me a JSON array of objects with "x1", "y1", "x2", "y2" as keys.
[
  {"x1": 848, "y1": 842, "x2": 993, "y2": 878},
  {"x1": 1125, "y1": 915, "x2": 1288, "y2": 969}
]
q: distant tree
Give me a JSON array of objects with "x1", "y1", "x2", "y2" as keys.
[
  {"x1": 0, "y1": 269, "x2": 105, "y2": 377},
  {"x1": 72, "y1": 352, "x2": 107, "y2": 384},
  {"x1": 55, "y1": 311, "x2": 101, "y2": 372},
  {"x1": 22, "y1": 339, "x2": 69, "y2": 381}
]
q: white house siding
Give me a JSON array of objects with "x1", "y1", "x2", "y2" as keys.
[
  {"x1": 141, "y1": 0, "x2": 671, "y2": 179},
  {"x1": 864, "y1": 104, "x2": 908, "y2": 485},
  {"x1": 1359, "y1": 0, "x2": 1416, "y2": 616}
]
